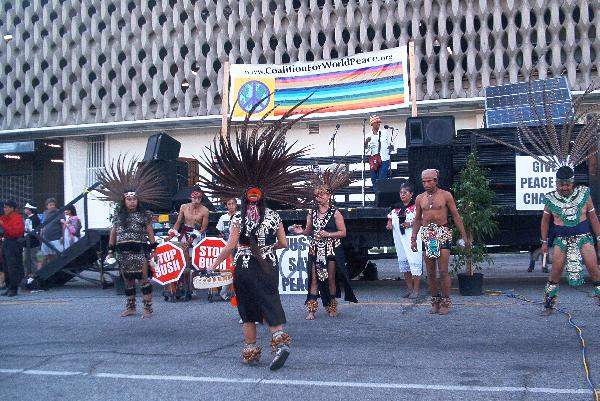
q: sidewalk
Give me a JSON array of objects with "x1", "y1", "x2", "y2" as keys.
[{"x1": 368, "y1": 252, "x2": 552, "y2": 286}]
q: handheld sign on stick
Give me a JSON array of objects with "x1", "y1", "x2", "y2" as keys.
[{"x1": 191, "y1": 237, "x2": 233, "y2": 290}]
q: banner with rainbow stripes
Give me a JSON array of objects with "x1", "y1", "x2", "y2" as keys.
[{"x1": 229, "y1": 47, "x2": 409, "y2": 121}]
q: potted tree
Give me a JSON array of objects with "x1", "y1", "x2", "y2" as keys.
[{"x1": 451, "y1": 152, "x2": 498, "y2": 296}]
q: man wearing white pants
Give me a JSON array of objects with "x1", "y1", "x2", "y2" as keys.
[{"x1": 387, "y1": 183, "x2": 423, "y2": 299}]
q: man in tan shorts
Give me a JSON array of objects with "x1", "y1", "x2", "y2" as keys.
[{"x1": 411, "y1": 169, "x2": 470, "y2": 315}]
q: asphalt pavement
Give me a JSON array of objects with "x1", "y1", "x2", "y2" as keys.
[{"x1": 0, "y1": 253, "x2": 599, "y2": 401}]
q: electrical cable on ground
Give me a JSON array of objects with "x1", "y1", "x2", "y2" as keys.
[{"x1": 485, "y1": 289, "x2": 599, "y2": 401}]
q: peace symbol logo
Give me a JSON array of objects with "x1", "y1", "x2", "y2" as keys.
[
  {"x1": 237, "y1": 80, "x2": 270, "y2": 113},
  {"x1": 278, "y1": 247, "x2": 306, "y2": 280}
]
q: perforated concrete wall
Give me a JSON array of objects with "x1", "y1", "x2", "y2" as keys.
[{"x1": 0, "y1": 0, "x2": 598, "y2": 130}]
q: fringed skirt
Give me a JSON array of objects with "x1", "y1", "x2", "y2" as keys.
[
  {"x1": 234, "y1": 255, "x2": 287, "y2": 326},
  {"x1": 305, "y1": 245, "x2": 358, "y2": 307}
]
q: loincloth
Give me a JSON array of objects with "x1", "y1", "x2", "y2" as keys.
[
  {"x1": 551, "y1": 221, "x2": 593, "y2": 286},
  {"x1": 420, "y1": 223, "x2": 452, "y2": 259}
]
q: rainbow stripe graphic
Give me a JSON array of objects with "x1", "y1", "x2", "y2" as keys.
[
  {"x1": 229, "y1": 47, "x2": 409, "y2": 120},
  {"x1": 273, "y1": 63, "x2": 405, "y2": 115}
]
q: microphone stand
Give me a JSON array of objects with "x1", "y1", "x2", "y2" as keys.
[
  {"x1": 329, "y1": 125, "x2": 340, "y2": 158},
  {"x1": 361, "y1": 118, "x2": 366, "y2": 206},
  {"x1": 385, "y1": 126, "x2": 398, "y2": 151},
  {"x1": 389, "y1": 127, "x2": 397, "y2": 155},
  {"x1": 389, "y1": 127, "x2": 396, "y2": 142}
]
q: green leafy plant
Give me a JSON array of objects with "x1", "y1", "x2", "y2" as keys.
[{"x1": 451, "y1": 152, "x2": 498, "y2": 275}]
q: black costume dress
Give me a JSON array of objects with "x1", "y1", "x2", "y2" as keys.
[
  {"x1": 113, "y1": 210, "x2": 152, "y2": 280},
  {"x1": 389, "y1": 200, "x2": 414, "y2": 235},
  {"x1": 305, "y1": 207, "x2": 358, "y2": 306},
  {"x1": 232, "y1": 208, "x2": 287, "y2": 326}
]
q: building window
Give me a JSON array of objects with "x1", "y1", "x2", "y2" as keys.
[
  {"x1": 86, "y1": 135, "x2": 105, "y2": 187},
  {"x1": 0, "y1": 174, "x2": 33, "y2": 209}
]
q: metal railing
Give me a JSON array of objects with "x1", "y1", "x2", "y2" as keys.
[{"x1": 291, "y1": 151, "x2": 409, "y2": 207}]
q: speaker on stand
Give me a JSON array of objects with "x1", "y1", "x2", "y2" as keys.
[
  {"x1": 374, "y1": 177, "x2": 406, "y2": 207},
  {"x1": 406, "y1": 116, "x2": 455, "y2": 147},
  {"x1": 144, "y1": 133, "x2": 182, "y2": 161},
  {"x1": 405, "y1": 116, "x2": 455, "y2": 194},
  {"x1": 141, "y1": 133, "x2": 185, "y2": 211},
  {"x1": 138, "y1": 160, "x2": 189, "y2": 211}
]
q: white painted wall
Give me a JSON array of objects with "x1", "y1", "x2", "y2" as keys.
[
  {"x1": 63, "y1": 138, "x2": 112, "y2": 229},
  {"x1": 63, "y1": 139, "x2": 88, "y2": 230},
  {"x1": 63, "y1": 110, "x2": 484, "y2": 228},
  {"x1": 102, "y1": 110, "x2": 482, "y2": 165}
]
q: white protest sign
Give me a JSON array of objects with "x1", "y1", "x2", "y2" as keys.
[
  {"x1": 515, "y1": 156, "x2": 557, "y2": 210},
  {"x1": 276, "y1": 235, "x2": 310, "y2": 295}
]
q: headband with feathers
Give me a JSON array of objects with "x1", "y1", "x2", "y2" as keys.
[
  {"x1": 96, "y1": 156, "x2": 171, "y2": 207},
  {"x1": 476, "y1": 82, "x2": 600, "y2": 174},
  {"x1": 197, "y1": 101, "x2": 318, "y2": 207}
]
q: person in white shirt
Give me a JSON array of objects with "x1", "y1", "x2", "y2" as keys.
[
  {"x1": 23, "y1": 203, "x2": 41, "y2": 275},
  {"x1": 216, "y1": 198, "x2": 238, "y2": 241},
  {"x1": 213, "y1": 198, "x2": 238, "y2": 301},
  {"x1": 386, "y1": 183, "x2": 423, "y2": 299},
  {"x1": 364, "y1": 115, "x2": 393, "y2": 191}
]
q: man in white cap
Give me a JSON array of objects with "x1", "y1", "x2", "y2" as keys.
[
  {"x1": 364, "y1": 115, "x2": 393, "y2": 192},
  {"x1": 23, "y1": 203, "x2": 41, "y2": 275}
]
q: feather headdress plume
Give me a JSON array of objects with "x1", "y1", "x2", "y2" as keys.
[
  {"x1": 96, "y1": 156, "x2": 171, "y2": 207},
  {"x1": 197, "y1": 100, "x2": 319, "y2": 207},
  {"x1": 310, "y1": 164, "x2": 354, "y2": 195},
  {"x1": 476, "y1": 81, "x2": 600, "y2": 176}
]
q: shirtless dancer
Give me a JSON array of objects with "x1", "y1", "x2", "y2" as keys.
[
  {"x1": 169, "y1": 186, "x2": 209, "y2": 247},
  {"x1": 411, "y1": 169, "x2": 470, "y2": 315}
]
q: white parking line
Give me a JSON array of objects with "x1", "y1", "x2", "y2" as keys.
[
  {"x1": 0, "y1": 368, "x2": 591, "y2": 395},
  {"x1": 23, "y1": 370, "x2": 87, "y2": 376},
  {"x1": 0, "y1": 369, "x2": 23, "y2": 374},
  {"x1": 96, "y1": 372, "x2": 258, "y2": 384}
]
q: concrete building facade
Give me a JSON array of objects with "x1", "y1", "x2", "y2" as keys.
[{"x1": 0, "y1": 0, "x2": 598, "y2": 228}]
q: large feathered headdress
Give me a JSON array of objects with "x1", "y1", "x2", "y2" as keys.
[
  {"x1": 310, "y1": 164, "x2": 354, "y2": 195},
  {"x1": 477, "y1": 82, "x2": 600, "y2": 180},
  {"x1": 197, "y1": 103, "x2": 316, "y2": 207},
  {"x1": 96, "y1": 156, "x2": 170, "y2": 207}
]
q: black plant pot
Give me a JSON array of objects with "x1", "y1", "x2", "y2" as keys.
[
  {"x1": 362, "y1": 261, "x2": 378, "y2": 281},
  {"x1": 457, "y1": 272, "x2": 484, "y2": 296}
]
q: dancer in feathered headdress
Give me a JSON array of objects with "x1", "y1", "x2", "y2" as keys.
[
  {"x1": 290, "y1": 164, "x2": 358, "y2": 320},
  {"x1": 97, "y1": 157, "x2": 170, "y2": 319},
  {"x1": 200, "y1": 104, "x2": 313, "y2": 370},
  {"x1": 476, "y1": 84, "x2": 600, "y2": 314}
]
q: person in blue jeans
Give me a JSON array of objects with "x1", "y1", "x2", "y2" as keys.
[{"x1": 365, "y1": 115, "x2": 393, "y2": 192}]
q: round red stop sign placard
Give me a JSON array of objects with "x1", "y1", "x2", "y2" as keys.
[
  {"x1": 151, "y1": 242, "x2": 187, "y2": 285},
  {"x1": 192, "y1": 237, "x2": 231, "y2": 271}
]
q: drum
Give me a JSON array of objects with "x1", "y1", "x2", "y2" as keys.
[{"x1": 192, "y1": 271, "x2": 234, "y2": 290}]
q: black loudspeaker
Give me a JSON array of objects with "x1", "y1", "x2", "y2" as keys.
[
  {"x1": 405, "y1": 116, "x2": 455, "y2": 147},
  {"x1": 375, "y1": 177, "x2": 406, "y2": 207},
  {"x1": 407, "y1": 146, "x2": 453, "y2": 194},
  {"x1": 143, "y1": 133, "x2": 181, "y2": 161},
  {"x1": 141, "y1": 160, "x2": 189, "y2": 210}
]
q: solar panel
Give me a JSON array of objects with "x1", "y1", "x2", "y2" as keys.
[{"x1": 484, "y1": 77, "x2": 572, "y2": 128}]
